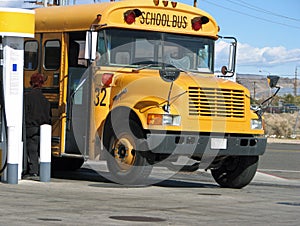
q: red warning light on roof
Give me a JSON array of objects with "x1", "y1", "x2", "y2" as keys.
[
  {"x1": 191, "y1": 16, "x2": 209, "y2": 31},
  {"x1": 124, "y1": 9, "x2": 142, "y2": 24}
]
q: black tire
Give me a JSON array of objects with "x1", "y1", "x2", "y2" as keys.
[
  {"x1": 104, "y1": 120, "x2": 152, "y2": 185},
  {"x1": 211, "y1": 156, "x2": 258, "y2": 189}
]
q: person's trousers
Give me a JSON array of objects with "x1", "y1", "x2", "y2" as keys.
[{"x1": 26, "y1": 127, "x2": 40, "y2": 175}]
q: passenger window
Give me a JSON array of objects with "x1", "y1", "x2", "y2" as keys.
[
  {"x1": 44, "y1": 40, "x2": 61, "y2": 70},
  {"x1": 24, "y1": 41, "x2": 38, "y2": 70}
]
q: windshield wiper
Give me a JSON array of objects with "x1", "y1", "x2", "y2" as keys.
[{"x1": 132, "y1": 64, "x2": 154, "y2": 72}]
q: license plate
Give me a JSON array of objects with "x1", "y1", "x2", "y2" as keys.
[{"x1": 211, "y1": 138, "x2": 227, "y2": 150}]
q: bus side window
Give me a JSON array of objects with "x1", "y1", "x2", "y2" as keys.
[
  {"x1": 44, "y1": 40, "x2": 61, "y2": 70},
  {"x1": 24, "y1": 41, "x2": 38, "y2": 70}
]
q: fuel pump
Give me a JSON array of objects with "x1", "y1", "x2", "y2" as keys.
[
  {"x1": 0, "y1": 37, "x2": 7, "y2": 179},
  {"x1": 0, "y1": 8, "x2": 34, "y2": 184}
]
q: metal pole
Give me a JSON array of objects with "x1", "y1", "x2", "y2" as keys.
[
  {"x1": 295, "y1": 67, "x2": 298, "y2": 96},
  {"x1": 7, "y1": 127, "x2": 18, "y2": 184},
  {"x1": 253, "y1": 81, "x2": 256, "y2": 100},
  {"x1": 194, "y1": 0, "x2": 197, "y2": 7},
  {"x1": 39, "y1": 124, "x2": 52, "y2": 182}
]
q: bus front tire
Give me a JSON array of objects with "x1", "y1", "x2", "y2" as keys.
[
  {"x1": 104, "y1": 120, "x2": 152, "y2": 185},
  {"x1": 211, "y1": 156, "x2": 258, "y2": 189}
]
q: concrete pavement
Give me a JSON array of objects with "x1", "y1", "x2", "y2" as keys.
[{"x1": 0, "y1": 167, "x2": 300, "y2": 225}]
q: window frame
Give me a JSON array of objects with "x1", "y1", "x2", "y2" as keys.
[
  {"x1": 44, "y1": 39, "x2": 61, "y2": 70},
  {"x1": 24, "y1": 40, "x2": 39, "y2": 71}
]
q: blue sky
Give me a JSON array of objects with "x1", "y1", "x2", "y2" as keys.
[
  {"x1": 72, "y1": 0, "x2": 300, "y2": 77},
  {"x1": 2, "y1": 0, "x2": 300, "y2": 77}
]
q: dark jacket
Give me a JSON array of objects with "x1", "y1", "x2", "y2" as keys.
[{"x1": 24, "y1": 88, "x2": 51, "y2": 128}]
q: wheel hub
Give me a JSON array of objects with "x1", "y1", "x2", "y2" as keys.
[{"x1": 113, "y1": 137, "x2": 136, "y2": 170}]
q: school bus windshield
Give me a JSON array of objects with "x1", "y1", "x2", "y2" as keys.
[{"x1": 96, "y1": 28, "x2": 214, "y2": 73}]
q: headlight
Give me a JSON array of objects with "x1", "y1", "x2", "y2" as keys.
[
  {"x1": 251, "y1": 119, "x2": 263, "y2": 130},
  {"x1": 147, "y1": 114, "x2": 181, "y2": 126}
]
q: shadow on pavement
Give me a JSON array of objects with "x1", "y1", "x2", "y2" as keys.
[{"x1": 51, "y1": 167, "x2": 218, "y2": 189}]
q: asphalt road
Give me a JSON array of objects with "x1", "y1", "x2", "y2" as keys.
[
  {"x1": 0, "y1": 142, "x2": 299, "y2": 225},
  {"x1": 258, "y1": 143, "x2": 300, "y2": 180}
]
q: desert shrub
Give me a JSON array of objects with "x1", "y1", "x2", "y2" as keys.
[{"x1": 264, "y1": 113, "x2": 299, "y2": 138}]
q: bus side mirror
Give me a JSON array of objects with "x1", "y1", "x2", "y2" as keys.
[
  {"x1": 267, "y1": 75, "x2": 280, "y2": 88},
  {"x1": 84, "y1": 31, "x2": 97, "y2": 61},
  {"x1": 220, "y1": 37, "x2": 237, "y2": 77}
]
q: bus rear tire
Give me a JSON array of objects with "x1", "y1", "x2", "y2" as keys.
[
  {"x1": 211, "y1": 156, "x2": 258, "y2": 189},
  {"x1": 104, "y1": 120, "x2": 152, "y2": 185}
]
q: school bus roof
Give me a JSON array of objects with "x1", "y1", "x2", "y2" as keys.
[{"x1": 34, "y1": 0, "x2": 219, "y2": 39}]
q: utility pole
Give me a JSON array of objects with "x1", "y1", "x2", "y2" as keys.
[
  {"x1": 194, "y1": 0, "x2": 197, "y2": 7},
  {"x1": 253, "y1": 81, "x2": 256, "y2": 100},
  {"x1": 295, "y1": 66, "x2": 298, "y2": 96}
]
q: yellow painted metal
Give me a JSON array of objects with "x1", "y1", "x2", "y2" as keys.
[
  {"x1": 0, "y1": 8, "x2": 34, "y2": 37},
  {"x1": 58, "y1": 33, "x2": 69, "y2": 155},
  {"x1": 30, "y1": 0, "x2": 263, "y2": 161},
  {"x1": 34, "y1": 0, "x2": 218, "y2": 39},
  {"x1": 113, "y1": 136, "x2": 136, "y2": 170}
]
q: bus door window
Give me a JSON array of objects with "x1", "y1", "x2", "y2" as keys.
[
  {"x1": 67, "y1": 38, "x2": 88, "y2": 113},
  {"x1": 69, "y1": 41, "x2": 80, "y2": 67},
  {"x1": 66, "y1": 35, "x2": 89, "y2": 154},
  {"x1": 69, "y1": 40, "x2": 88, "y2": 68}
]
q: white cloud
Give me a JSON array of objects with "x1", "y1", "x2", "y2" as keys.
[{"x1": 215, "y1": 40, "x2": 300, "y2": 70}]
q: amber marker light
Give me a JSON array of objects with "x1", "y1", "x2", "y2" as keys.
[
  {"x1": 96, "y1": 14, "x2": 102, "y2": 22},
  {"x1": 171, "y1": 1, "x2": 177, "y2": 8},
  {"x1": 163, "y1": 1, "x2": 168, "y2": 7},
  {"x1": 147, "y1": 114, "x2": 181, "y2": 126},
  {"x1": 147, "y1": 114, "x2": 163, "y2": 125}
]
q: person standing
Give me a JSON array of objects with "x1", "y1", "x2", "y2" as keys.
[{"x1": 23, "y1": 73, "x2": 51, "y2": 179}]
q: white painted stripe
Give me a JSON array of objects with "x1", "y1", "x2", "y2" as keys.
[
  {"x1": 255, "y1": 171, "x2": 287, "y2": 181},
  {"x1": 259, "y1": 169, "x2": 300, "y2": 173}
]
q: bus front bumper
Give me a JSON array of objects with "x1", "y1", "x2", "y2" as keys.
[{"x1": 144, "y1": 133, "x2": 267, "y2": 156}]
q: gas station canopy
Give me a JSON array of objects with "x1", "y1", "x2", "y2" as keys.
[{"x1": 0, "y1": 7, "x2": 34, "y2": 38}]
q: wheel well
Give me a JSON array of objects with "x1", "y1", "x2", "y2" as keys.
[
  {"x1": 103, "y1": 106, "x2": 144, "y2": 139},
  {"x1": 102, "y1": 106, "x2": 156, "y2": 164}
]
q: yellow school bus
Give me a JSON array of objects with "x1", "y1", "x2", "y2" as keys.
[{"x1": 24, "y1": 0, "x2": 277, "y2": 188}]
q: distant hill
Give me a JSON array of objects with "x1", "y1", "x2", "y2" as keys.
[{"x1": 236, "y1": 73, "x2": 299, "y2": 98}]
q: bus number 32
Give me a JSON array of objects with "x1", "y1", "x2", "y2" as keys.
[{"x1": 94, "y1": 87, "x2": 106, "y2": 106}]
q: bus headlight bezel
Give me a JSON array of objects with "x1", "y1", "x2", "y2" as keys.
[{"x1": 251, "y1": 118, "x2": 263, "y2": 130}]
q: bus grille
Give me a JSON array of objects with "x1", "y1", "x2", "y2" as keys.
[{"x1": 188, "y1": 87, "x2": 245, "y2": 118}]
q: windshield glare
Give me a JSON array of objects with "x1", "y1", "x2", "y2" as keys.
[{"x1": 97, "y1": 29, "x2": 214, "y2": 73}]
